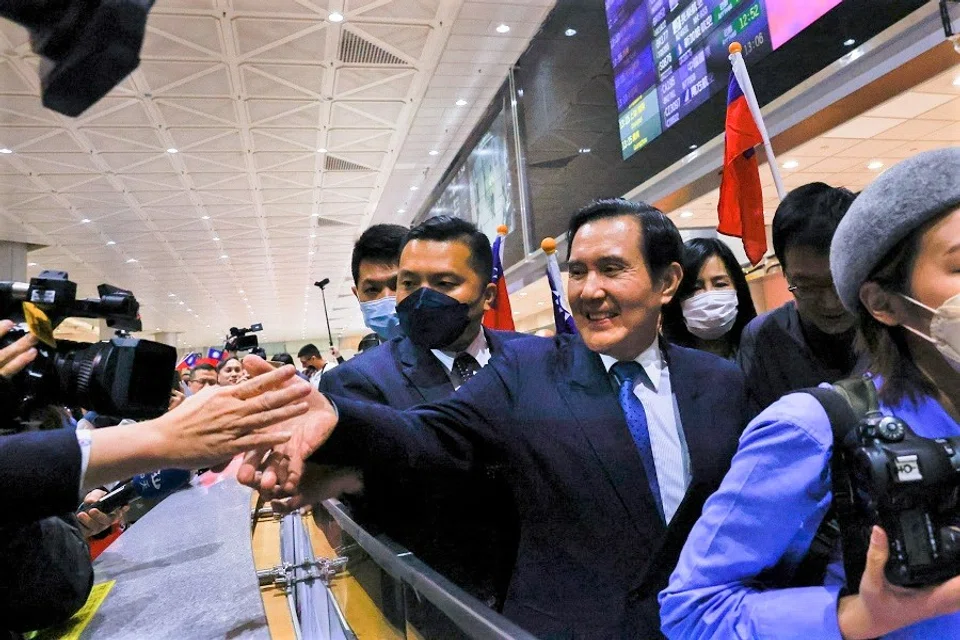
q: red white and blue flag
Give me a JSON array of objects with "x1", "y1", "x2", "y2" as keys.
[
  {"x1": 717, "y1": 43, "x2": 785, "y2": 265},
  {"x1": 207, "y1": 347, "x2": 225, "y2": 361},
  {"x1": 482, "y1": 227, "x2": 515, "y2": 331},
  {"x1": 176, "y1": 352, "x2": 200, "y2": 371},
  {"x1": 544, "y1": 240, "x2": 578, "y2": 335}
]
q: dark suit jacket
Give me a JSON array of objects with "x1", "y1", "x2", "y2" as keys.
[
  {"x1": 320, "y1": 333, "x2": 748, "y2": 639},
  {"x1": 0, "y1": 428, "x2": 81, "y2": 525},
  {"x1": 318, "y1": 328, "x2": 529, "y2": 604}
]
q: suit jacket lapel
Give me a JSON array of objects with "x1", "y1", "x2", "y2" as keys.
[
  {"x1": 663, "y1": 342, "x2": 709, "y2": 493},
  {"x1": 559, "y1": 337, "x2": 665, "y2": 534},
  {"x1": 397, "y1": 337, "x2": 455, "y2": 403}
]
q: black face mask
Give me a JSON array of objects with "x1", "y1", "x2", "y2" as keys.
[{"x1": 396, "y1": 287, "x2": 474, "y2": 350}]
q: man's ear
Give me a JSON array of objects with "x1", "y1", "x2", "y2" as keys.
[
  {"x1": 482, "y1": 282, "x2": 497, "y2": 313},
  {"x1": 351, "y1": 285, "x2": 359, "y2": 300},
  {"x1": 658, "y1": 262, "x2": 683, "y2": 306}
]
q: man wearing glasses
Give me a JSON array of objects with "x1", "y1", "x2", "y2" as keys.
[
  {"x1": 187, "y1": 363, "x2": 218, "y2": 394},
  {"x1": 737, "y1": 183, "x2": 867, "y2": 414}
]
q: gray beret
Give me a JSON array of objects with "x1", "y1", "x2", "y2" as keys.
[{"x1": 831, "y1": 147, "x2": 960, "y2": 313}]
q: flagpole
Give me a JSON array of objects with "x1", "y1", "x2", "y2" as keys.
[{"x1": 728, "y1": 42, "x2": 786, "y2": 201}]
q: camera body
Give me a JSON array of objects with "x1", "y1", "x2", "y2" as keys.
[
  {"x1": 224, "y1": 323, "x2": 262, "y2": 352},
  {"x1": 0, "y1": 271, "x2": 176, "y2": 427},
  {"x1": 845, "y1": 412, "x2": 960, "y2": 588}
]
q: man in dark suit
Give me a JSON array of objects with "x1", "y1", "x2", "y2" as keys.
[
  {"x1": 316, "y1": 216, "x2": 526, "y2": 607},
  {"x1": 241, "y1": 199, "x2": 749, "y2": 638}
]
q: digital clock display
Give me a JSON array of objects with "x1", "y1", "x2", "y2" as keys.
[{"x1": 606, "y1": 0, "x2": 842, "y2": 160}]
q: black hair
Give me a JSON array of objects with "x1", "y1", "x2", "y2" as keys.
[
  {"x1": 191, "y1": 363, "x2": 216, "y2": 378},
  {"x1": 216, "y1": 356, "x2": 240, "y2": 373},
  {"x1": 400, "y1": 215, "x2": 493, "y2": 285},
  {"x1": 357, "y1": 332, "x2": 382, "y2": 353},
  {"x1": 271, "y1": 353, "x2": 295, "y2": 367},
  {"x1": 297, "y1": 343, "x2": 321, "y2": 359},
  {"x1": 566, "y1": 198, "x2": 683, "y2": 280},
  {"x1": 351, "y1": 224, "x2": 408, "y2": 285},
  {"x1": 772, "y1": 183, "x2": 856, "y2": 270},
  {"x1": 662, "y1": 238, "x2": 758, "y2": 351}
]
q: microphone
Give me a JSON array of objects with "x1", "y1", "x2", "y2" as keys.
[{"x1": 79, "y1": 468, "x2": 191, "y2": 514}]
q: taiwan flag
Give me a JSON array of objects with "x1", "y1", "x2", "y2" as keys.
[
  {"x1": 717, "y1": 53, "x2": 767, "y2": 265},
  {"x1": 176, "y1": 352, "x2": 200, "y2": 371},
  {"x1": 482, "y1": 226, "x2": 515, "y2": 331}
]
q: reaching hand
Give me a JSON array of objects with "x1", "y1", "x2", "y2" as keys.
[
  {"x1": 152, "y1": 364, "x2": 311, "y2": 470},
  {"x1": 237, "y1": 355, "x2": 339, "y2": 498},
  {"x1": 268, "y1": 463, "x2": 363, "y2": 515},
  {"x1": 0, "y1": 320, "x2": 37, "y2": 379},
  {"x1": 77, "y1": 488, "x2": 127, "y2": 537},
  {"x1": 838, "y1": 526, "x2": 960, "y2": 639}
]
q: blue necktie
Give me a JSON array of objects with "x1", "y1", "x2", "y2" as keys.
[{"x1": 611, "y1": 361, "x2": 665, "y2": 524}]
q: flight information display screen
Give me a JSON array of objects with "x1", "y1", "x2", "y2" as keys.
[{"x1": 607, "y1": 0, "x2": 842, "y2": 160}]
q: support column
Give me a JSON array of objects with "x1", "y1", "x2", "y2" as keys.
[{"x1": 0, "y1": 241, "x2": 30, "y2": 282}]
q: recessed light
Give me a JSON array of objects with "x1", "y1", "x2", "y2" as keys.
[
  {"x1": 309, "y1": 251, "x2": 316, "y2": 256},
  {"x1": 106, "y1": 240, "x2": 115, "y2": 246},
  {"x1": 496, "y1": 24, "x2": 510, "y2": 34},
  {"x1": 212, "y1": 236, "x2": 220, "y2": 242},
  {"x1": 455, "y1": 99, "x2": 468, "y2": 107},
  {"x1": 0, "y1": 148, "x2": 12, "y2": 154},
  {"x1": 689, "y1": 144, "x2": 698, "y2": 150},
  {"x1": 186, "y1": 308, "x2": 193, "y2": 313},
  {"x1": 564, "y1": 28, "x2": 577, "y2": 37},
  {"x1": 429, "y1": 150, "x2": 439, "y2": 156},
  {"x1": 680, "y1": 211, "x2": 694, "y2": 218},
  {"x1": 80, "y1": 218, "x2": 91, "y2": 223},
  {"x1": 220, "y1": 254, "x2": 228, "y2": 259},
  {"x1": 953, "y1": 75, "x2": 960, "y2": 87},
  {"x1": 843, "y1": 38, "x2": 856, "y2": 47},
  {"x1": 317, "y1": 148, "x2": 328, "y2": 153},
  {"x1": 168, "y1": 293, "x2": 176, "y2": 298},
  {"x1": 239, "y1": 289, "x2": 244, "y2": 294},
  {"x1": 578, "y1": 147, "x2": 591, "y2": 154},
  {"x1": 166, "y1": 148, "x2": 178, "y2": 154},
  {"x1": 410, "y1": 186, "x2": 419, "y2": 191},
  {"x1": 397, "y1": 208, "x2": 406, "y2": 214},
  {"x1": 27, "y1": 262, "x2": 36, "y2": 267},
  {"x1": 201, "y1": 215, "x2": 210, "y2": 220},
  {"x1": 537, "y1": 301, "x2": 545, "y2": 306},
  {"x1": 328, "y1": 11, "x2": 344, "y2": 23},
  {"x1": 155, "y1": 327, "x2": 161, "y2": 331},
  {"x1": 178, "y1": 301, "x2": 185, "y2": 306},
  {"x1": 126, "y1": 258, "x2": 138, "y2": 263},
  {"x1": 782, "y1": 160, "x2": 800, "y2": 170},
  {"x1": 868, "y1": 160, "x2": 884, "y2": 170}
]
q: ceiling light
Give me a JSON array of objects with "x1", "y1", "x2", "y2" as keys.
[
  {"x1": 410, "y1": 186, "x2": 419, "y2": 191},
  {"x1": 953, "y1": 75, "x2": 960, "y2": 87},
  {"x1": 317, "y1": 148, "x2": 328, "y2": 153},
  {"x1": 689, "y1": 144, "x2": 698, "y2": 150},
  {"x1": 155, "y1": 327, "x2": 161, "y2": 331},
  {"x1": 328, "y1": 11, "x2": 344, "y2": 22},
  {"x1": 868, "y1": 160, "x2": 884, "y2": 170},
  {"x1": 27, "y1": 262, "x2": 36, "y2": 267},
  {"x1": 166, "y1": 148, "x2": 178, "y2": 154},
  {"x1": 564, "y1": 28, "x2": 577, "y2": 37},
  {"x1": 178, "y1": 301, "x2": 184, "y2": 306},
  {"x1": 168, "y1": 293, "x2": 176, "y2": 298},
  {"x1": 220, "y1": 254, "x2": 228, "y2": 259},
  {"x1": 106, "y1": 240, "x2": 115, "y2": 246},
  {"x1": 843, "y1": 38, "x2": 856, "y2": 47},
  {"x1": 578, "y1": 148, "x2": 591, "y2": 154},
  {"x1": 212, "y1": 236, "x2": 219, "y2": 241},
  {"x1": 80, "y1": 218, "x2": 91, "y2": 223},
  {"x1": 201, "y1": 215, "x2": 210, "y2": 220},
  {"x1": 126, "y1": 258, "x2": 137, "y2": 263},
  {"x1": 537, "y1": 301, "x2": 545, "y2": 306},
  {"x1": 397, "y1": 208, "x2": 406, "y2": 214},
  {"x1": 186, "y1": 308, "x2": 192, "y2": 313},
  {"x1": 782, "y1": 160, "x2": 800, "y2": 169},
  {"x1": 455, "y1": 99, "x2": 468, "y2": 107},
  {"x1": 0, "y1": 148, "x2": 12, "y2": 154},
  {"x1": 680, "y1": 211, "x2": 694, "y2": 218},
  {"x1": 309, "y1": 251, "x2": 316, "y2": 256},
  {"x1": 496, "y1": 24, "x2": 510, "y2": 34},
  {"x1": 429, "y1": 150, "x2": 439, "y2": 156},
  {"x1": 238, "y1": 289, "x2": 244, "y2": 294}
]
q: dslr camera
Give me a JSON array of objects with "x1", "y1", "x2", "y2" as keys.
[
  {"x1": 838, "y1": 393, "x2": 960, "y2": 588},
  {"x1": 224, "y1": 323, "x2": 263, "y2": 353},
  {"x1": 0, "y1": 270, "x2": 176, "y2": 428}
]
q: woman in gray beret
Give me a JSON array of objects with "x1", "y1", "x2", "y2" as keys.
[{"x1": 660, "y1": 147, "x2": 960, "y2": 640}]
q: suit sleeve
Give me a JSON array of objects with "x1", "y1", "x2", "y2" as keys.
[
  {"x1": 0, "y1": 429, "x2": 82, "y2": 525},
  {"x1": 658, "y1": 393, "x2": 843, "y2": 639},
  {"x1": 318, "y1": 361, "x2": 389, "y2": 404},
  {"x1": 737, "y1": 322, "x2": 772, "y2": 416},
  {"x1": 316, "y1": 344, "x2": 518, "y2": 474}
]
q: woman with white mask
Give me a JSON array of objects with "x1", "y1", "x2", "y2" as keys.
[
  {"x1": 661, "y1": 147, "x2": 960, "y2": 640},
  {"x1": 662, "y1": 237, "x2": 757, "y2": 360}
]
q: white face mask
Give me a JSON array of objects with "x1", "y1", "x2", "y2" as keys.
[
  {"x1": 900, "y1": 293, "x2": 960, "y2": 372},
  {"x1": 681, "y1": 289, "x2": 739, "y2": 340}
]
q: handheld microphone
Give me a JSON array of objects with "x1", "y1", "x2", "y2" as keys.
[{"x1": 79, "y1": 468, "x2": 191, "y2": 514}]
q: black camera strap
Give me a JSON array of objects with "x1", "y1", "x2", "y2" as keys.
[{"x1": 793, "y1": 379, "x2": 879, "y2": 595}]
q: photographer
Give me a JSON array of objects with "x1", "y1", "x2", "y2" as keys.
[{"x1": 660, "y1": 148, "x2": 960, "y2": 638}]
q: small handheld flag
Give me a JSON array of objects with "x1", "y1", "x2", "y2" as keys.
[
  {"x1": 482, "y1": 225, "x2": 516, "y2": 331},
  {"x1": 176, "y1": 352, "x2": 199, "y2": 371},
  {"x1": 542, "y1": 238, "x2": 578, "y2": 335},
  {"x1": 717, "y1": 42, "x2": 786, "y2": 266},
  {"x1": 207, "y1": 347, "x2": 225, "y2": 361}
]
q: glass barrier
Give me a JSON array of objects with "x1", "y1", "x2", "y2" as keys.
[{"x1": 287, "y1": 499, "x2": 537, "y2": 640}]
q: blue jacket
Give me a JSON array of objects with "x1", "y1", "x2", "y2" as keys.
[
  {"x1": 0, "y1": 429, "x2": 81, "y2": 525},
  {"x1": 320, "y1": 333, "x2": 748, "y2": 638},
  {"x1": 660, "y1": 388, "x2": 960, "y2": 639},
  {"x1": 318, "y1": 328, "x2": 528, "y2": 605}
]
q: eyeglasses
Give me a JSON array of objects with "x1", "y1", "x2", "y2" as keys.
[{"x1": 787, "y1": 283, "x2": 840, "y2": 302}]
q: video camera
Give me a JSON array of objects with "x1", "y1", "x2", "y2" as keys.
[
  {"x1": 0, "y1": 270, "x2": 176, "y2": 427},
  {"x1": 223, "y1": 323, "x2": 263, "y2": 353},
  {"x1": 832, "y1": 379, "x2": 960, "y2": 588},
  {"x1": 0, "y1": 0, "x2": 156, "y2": 117}
]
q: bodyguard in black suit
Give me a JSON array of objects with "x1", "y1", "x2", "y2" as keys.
[
  {"x1": 317, "y1": 218, "x2": 527, "y2": 605},
  {"x1": 241, "y1": 200, "x2": 750, "y2": 638}
]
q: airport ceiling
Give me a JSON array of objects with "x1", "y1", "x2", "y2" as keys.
[{"x1": 0, "y1": 0, "x2": 553, "y2": 348}]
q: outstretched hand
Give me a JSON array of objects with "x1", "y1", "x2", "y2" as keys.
[{"x1": 237, "y1": 355, "x2": 339, "y2": 498}]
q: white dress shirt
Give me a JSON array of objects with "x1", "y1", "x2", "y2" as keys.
[
  {"x1": 431, "y1": 329, "x2": 491, "y2": 390},
  {"x1": 599, "y1": 340, "x2": 691, "y2": 523}
]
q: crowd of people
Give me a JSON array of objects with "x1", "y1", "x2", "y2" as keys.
[{"x1": 2, "y1": 147, "x2": 959, "y2": 639}]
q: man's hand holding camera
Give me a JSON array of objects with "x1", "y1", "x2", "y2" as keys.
[{"x1": 0, "y1": 320, "x2": 36, "y2": 379}]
